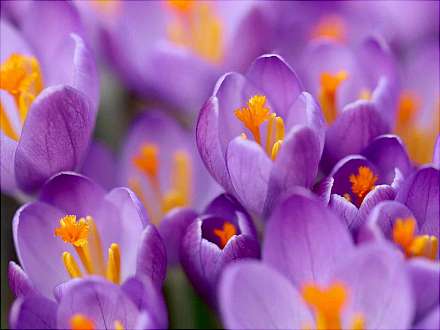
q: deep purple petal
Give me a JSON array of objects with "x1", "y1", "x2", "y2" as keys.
[
  {"x1": 263, "y1": 190, "x2": 354, "y2": 287},
  {"x1": 362, "y1": 134, "x2": 412, "y2": 183},
  {"x1": 136, "y1": 225, "x2": 167, "y2": 287},
  {"x1": 332, "y1": 243, "x2": 414, "y2": 330},
  {"x1": 158, "y1": 207, "x2": 198, "y2": 266},
  {"x1": 323, "y1": 100, "x2": 388, "y2": 171},
  {"x1": 8, "y1": 261, "x2": 35, "y2": 298},
  {"x1": 396, "y1": 166, "x2": 439, "y2": 236},
  {"x1": 407, "y1": 259, "x2": 439, "y2": 322},
  {"x1": 226, "y1": 137, "x2": 272, "y2": 215},
  {"x1": 0, "y1": 133, "x2": 18, "y2": 194},
  {"x1": 122, "y1": 276, "x2": 168, "y2": 329},
  {"x1": 15, "y1": 86, "x2": 93, "y2": 193},
  {"x1": 414, "y1": 306, "x2": 440, "y2": 330},
  {"x1": 219, "y1": 260, "x2": 313, "y2": 330},
  {"x1": 57, "y1": 277, "x2": 139, "y2": 330},
  {"x1": 246, "y1": 54, "x2": 302, "y2": 119},
  {"x1": 9, "y1": 295, "x2": 57, "y2": 330}
]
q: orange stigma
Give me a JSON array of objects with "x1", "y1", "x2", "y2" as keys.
[
  {"x1": 213, "y1": 222, "x2": 237, "y2": 249},
  {"x1": 132, "y1": 144, "x2": 159, "y2": 180},
  {"x1": 235, "y1": 95, "x2": 285, "y2": 160},
  {"x1": 70, "y1": 314, "x2": 95, "y2": 330},
  {"x1": 311, "y1": 15, "x2": 346, "y2": 42},
  {"x1": 349, "y1": 166, "x2": 378, "y2": 206},
  {"x1": 0, "y1": 53, "x2": 44, "y2": 140},
  {"x1": 392, "y1": 217, "x2": 438, "y2": 260},
  {"x1": 318, "y1": 71, "x2": 348, "y2": 123},
  {"x1": 55, "y1": 215, "x2": 90, "y2": 247}
]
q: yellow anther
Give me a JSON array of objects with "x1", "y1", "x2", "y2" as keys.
[
  {"x1": 235, "y1": 95, "x2": 271, "y2": 145},
  {"x1": 114, "y1": 320, "x2": 124, "y2": 330},
  {"x1": 170, "y1": 150, "x2": 191, "y2": 207},
  {"x1": 302, "y1": 282, "x2": 347, "y2": 330},
  {"x1": 70, "y1": 314, "x2": 95, "y2": 330},
  {"x1": 349, "y1": 166, "x2": 378, "y2": 206},
  {"x1": 62, "y1": 252, "x2": 82, "y2": 278},
  {"x1": 392, "y1": 217, "x2": 416, "y2": 254},
  {"x1": 265, "y1": 113, "x2": 277, "y2": 154},
  {"x1": 409, "y1": 235, "x2": 438, "y2": 260},
  {"x1": 319, "y1": 70, "x2": 348, "y2": 123},
  {"x1": 275, "y1": 116, "x2": 285, "y2": 142},
  {"x1": 87, "y1": 216, "x2": 106, "y2": 276},
  {"x1": 271, "y1": 140, "x2": 283, "y2": 160},
  {"x1": 106, "y1": 243, "x2": 121, "y2": 284},
  {"x1": 0, "y1": 53, "x2": 43, "y2": 123},
  {"x1": 0, "y1": 103, "x2": 18, "y2": 140},
  {"x1": 311, "y1": 15, "x2": 346, "y2": 42},
  {"x1": 359, "y1": 88, "x2": 372, "y2": 101},
  {"x1": 213, "y1": 222, "x2": 237, "y2": 249},
  {"x1": 132, "y1": 144, "x2": 159, "y2": 180},
  {"x1": 167, "y1": 1, "x2": 223, "y2": 63},
  {"x1": 351, "y1": 314, "x2": 365, "y2": 330},
  {"x1": 55, "y1": 215, "x2": 90, "y2": 247}
]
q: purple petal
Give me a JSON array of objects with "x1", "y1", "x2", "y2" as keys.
[
  {"x1": 263, "y1": 191, "x2": 354, "y2": 287},
  {"x1": 332, "y1": 243, "x2": 414, "y2": 330},
  {"x1": 328, "y1": 193, "x2": 359, "y2": 229},
  {"x1": 226, "y1": 137, "x2": 272, "y2": 215},
  {"x1": 313, "y1": 176, "x2": 334, "y2": 205},
  {"x1": 396, "y1": 166, "x2": 439, "y2": 236},
  {"x1": 219, "y1": 260, "x2": 313, "y2": 330},
  {"x1": 323, "y1": 100, "x2": 388, "y2": 171},
  {"x1": 121, "y1": 276, "x2": 168, "y2": 329},
  {"x1": 0, "y1": 20, "x2": 33, "y2": 62},
  {"x1": 8, "y1": 261, "x2": 35, "y2": 298},
  {"x1": 15, "y1": 86, "x2": 93, "y2": 193},
  {"x1": 57, "y1": 277, "x2": 139, "y2": 330},
  {"x1": 0, "y1": 134, "x2": 18, "y2": 194},
  {"x1": 414, "y1": 306, "x2": 440, "y2": 330},
  {"x1": 362, "y1": 134, "x2": 412, "y2": 184},
  {"x1": 136, "y1": 225, "x2": 167, "y2": 287},
  {"x1": 433, "y1": 135, "x2": 440, "y2": 168},
  {"x1": 246, "y1": 54, "x2": 302, "y2": 119},
  {"x1": 158, "y1": 207, "x2": 198, "y2": 266},
  {"x1": 9, "y1": 295, "x2": 57, "y2": 330}
]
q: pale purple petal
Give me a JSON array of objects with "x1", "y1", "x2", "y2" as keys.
[
  {"x1": 8, "y1": 261, "x2": 35, "y2": 298},
  {"x1": 0, "y1": 20, "x2": 33, "y2": 62},
  {"x1": 328, "y1": 193, "x2": 359, "y2": 229},
  {"x1": 9, "y1": 295, "x2": 57, "y2": 330},
  {"x1": 0, "y1": 133, "x2": 18, "y2": 194},
  {"x1": 433, "y1": 135, "x2": 440, "y2": 168}
]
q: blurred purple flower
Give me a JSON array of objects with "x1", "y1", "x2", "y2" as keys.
[
  {"x1": 9, "y1": 275, "x2": 167, "y2": 330},
  {"x1": 0, "y1": 2, "x2": 99, "y2": 195},
  {"x1": 197, "y1": 54, "x2": 325, "y2": 216},
  {"x1": 180, "y1": 193, "x2": 259, "y2": 306},
  {"x1": 9, "y1": 172, "x2": 167, "y2": 300},
  {"x1": 219, "y1": 191, "x2": 415, "y2": 329},
  {"x1": 316, "y1": 134, "x2": 413, "y2": 232}
]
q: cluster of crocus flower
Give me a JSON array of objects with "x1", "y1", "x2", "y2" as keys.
[{"x1": 1, "y1": 1, "x2": 439, "y2": 330}]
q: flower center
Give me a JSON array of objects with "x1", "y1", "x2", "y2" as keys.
[
  {"x1": 311, "y1": 15, "x2": 346, "y2": 42},
  {"x1": 301, "y1": 282, "x2": 364, "y2": 330},
  {"x1": 70, "y1": 314, "x2": 124, "y2": 330},
  {"x1": 166, "y1": 0, "x2": 224, "y2": 64},
  {"x1": 235, "y1": 95, "x2": 285, "y2": 160},
  {"x1": 392, "y1": 217, "x2": 438, "y2": 260},
  {"x1": 213, "y1": 221, "x2": 237, "y2": 249},
  {"x1": 130, "y1": 143, "x2": 192, "y2": 224},
  {"x1": 55, "y1": 215, "x2": 121, "y2": 284},
  {"x1": 395, "y1": 91, "x2": 439, "y2": 164},
  {"x1": 0, "y1": 53, "x2": 44, "y2": 140},
  {"x1": 318, "y1": 71, "x2": 348, "y2": 124},
  {"x1": 347, "y1": 166, "x2": 378, "y2": 207}
]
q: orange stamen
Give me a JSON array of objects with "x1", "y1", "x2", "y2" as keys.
[
  {"x1": 70, "y1": 314, "x2": 95, "y2": 330},
  {"x1": 349, "y1": 166, "x2": 378, "y2": 206},
  {"x1": 318, "y1": 71, "x2": 348, "y2": 124}
]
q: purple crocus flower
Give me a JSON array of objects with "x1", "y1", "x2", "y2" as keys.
[
  {"x1": 9, "y1": 275, "x2": 167, "y2": 329},
  {"x1": 315, "y1": 134, "x2": 413, "y2": 233},
  {"x1": 359, "y1": 166, "x2": 439, "y2": 322},
  {"x1": 180, "y1": 193, "x2": 259, "y2": 306},
  {"x1": 197, "y1": 54, "x2": 325, "y2": 216},
  {"x1": 219, "y1": 191, "x2": 415, "y2": 329},
  {"x1": 77, "y1": 1, "x2": 273, "y2": 114},
  {"x1": 0, "y1": 2, "x2": 99, "y2": 195},
  {"x1": 9, "y1": 172, "x2": 167, "y2": 301}
]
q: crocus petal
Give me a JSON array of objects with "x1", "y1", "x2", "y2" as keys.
[
  {"x1": 414, "y1": 306, "x2": 440, "y2": 330},
  {"x1": 323, "y1": 100, "x2": 388, "y2": 171},
  {"x1": 15, "y1": 86, "x2": 93, "y2": 193},
  {"x1": 57, "y1": 277, "x2": 139, "y2": 330},
  {"x1": 136, "y1": 225, "x2": 167, "y2": 287},
  {"x1": 362, "y1": 134, "x2": 412, "y2": 183},
  {"x1": 226, "y1": 137, "x2": 272, "y2": 215},
  {"x1": 433, "y1": 135, "x2": 440, "y2": 168},
  {"x1": 263, "y1": 190, "x2": 354, "y2": 287},
  {"x1": 313, "y1": 176, "x2": 334, "y2": 205},
  {"x1": 246, "y1": 54, "x2": 302, "y2": 119},
  {"x1": 158, "y1": 207, "x2": 198, "y2": 266},
  {"x1": 9, "y1": 295, "x2": 57, "y2": 330},
  {"x1": 332, "y1": 243, "x2": 414, "y2": 330},
  {"x1": 39, "y1": 172, "x2": 106, "y2": 217},
  {"x1": 219, "y1": 260, "x2": 313, "y2": 330},
  {"x1": 0, "y1": 133, "x2": 18, "y2": 194},
  {"x1": 13, "y1": 201, "x2": 73, "y2": 297},
  {"x1": 80, "y1": 141, "x2": 116, "y2": 190},
  {"x1": 122, "y1": 276, "x2": 168, "y2": 329},
  {"x1": 8, "y1": 261, "x2": 35, "y2": 298},
  {"x1": 328, "y1": 193, "x2": 359, "y2": 229},
  {"x1": 396, "y1": 166, "x2": 439, "y2": 236},
  {"x1": 196, "y1": 97, "x2": 235, "y2": 193},
  {"x1": 0, "y1": 20, "x2": 33, "y2": 62},
  {"x1": 266, "y1": 126, "x2": 321, "y2": 213},
  {"x1": 407, "y1": 259, "x2": 440, "y2": 322}
]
